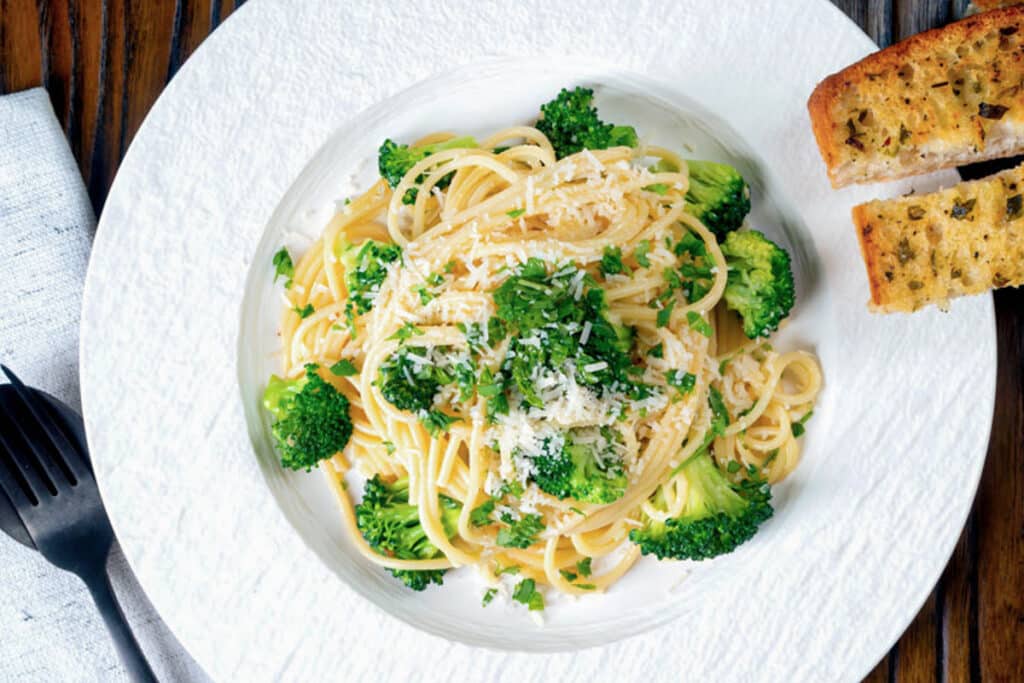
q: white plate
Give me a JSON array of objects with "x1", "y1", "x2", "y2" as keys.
[{"x1": 80, "y1": 1, "x2": 996, "y2": 681}]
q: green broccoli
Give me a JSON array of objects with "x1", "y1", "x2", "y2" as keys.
[
  {"x1": 683, "y1": 160, "x2": 751, "y2": 239},
  {"x1": 355, "y1": 475, "x2": 461, "y2": 590},
  {"x1": 536, "y1": 87, "x2": 638, "y2": 159},
  {"x1": 719, "y1": 230, "x2": 795, "y2": 339},
  {"x1": 376, "y1": 346, "x2": 445, "y2": 412},
  {"x1": 530, "y1": 429, "x2": 628, "y2": 504},
  {"x1": 262, "y1": 364, "x2": 353, "y2": 471},
  {"x1": 339, "y1": 239, "x2": 402, "y2": 327},
  {"x1": 376, "y1": 346, "x2": 462, "y2": 435},
  {"x1": 629, "y1": 453, "x2": 773, "y2": 561},
  {"x1": 378, "y1": 136, "x2": 478, "y2": 204},
  {"x1": 491, "y1": 258, "x2": 651, "y2": 406}
]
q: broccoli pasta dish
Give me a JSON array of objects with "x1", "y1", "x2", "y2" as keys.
[{"x1": 263, "y1": 87, "x2": 822, "y2": 614}]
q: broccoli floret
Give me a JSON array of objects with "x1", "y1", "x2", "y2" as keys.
[
  {"x1": 629, "y1": 454, "x2": 773, "y2": 561},
  {"x1": 536, "y1": 87, "x2": 638, "y2": 159},
  {"x1": 530, "y1": 429, "x2": 628, "y2": 504},
  {"x1": 491, "y1": 258, "x2": 651, "y2": 405},
  {"x1": 339, "y1": 239, "x2": 402, "y2": 326},
  {"x1": 719, "y1": 230, "x2": 795, "y2": 339},
  {"x1": 683, "y1": 160, "x2": 751, "y2": 239},
  {"x1": 376, "y1": 347, "x2": 444, "y2": 412},
  {"x1": 355, "y1": 475, "x2": 461, "y2": 590},
  {"x1": 378, "y1": 136, "x2": 478, "y2": 204},
  {"x1": 376, "y1": 346, "x2": 462, "y2": 435},
  {"x1": 262, "y1": 364, "x2": 353, "y2": 471}
]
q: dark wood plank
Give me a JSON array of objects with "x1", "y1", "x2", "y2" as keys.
[
  {"x1": 977, "y1": 287, "x2": 1024, "y2": 682},
  {"x1": 834, "y1": 0, "x2": 894, "y2": 47},
  {"x1": 894, "y1": 594, "x2": 941, "y2": 683},
  {"x1": 120, "y1": 1, "x2": 176, "y2": 146},
  {"x1": 940, "y1": 524, "x2": 975, "y2": 683},
  {"x1": 167, "y1": 0, "x2": 214, "y2": 79},
  {"x1": 864, "y1": 654, "x2": 892, "y2": 683},
  {"x1": 38, "y1": 1, "x2": 73, "y2": 131},
  {"x1": 84, "y1": 0, "x2": 127, "y2": 210},
  {"x1": 894, "y1": 0, "x2": 952, "y2": 39},
  {"x1": 65, "y1": 0, "x2": 107, "y2": 207},
  {"x1": 0, "y1": 0, "x2": 42, "y2": 94}
]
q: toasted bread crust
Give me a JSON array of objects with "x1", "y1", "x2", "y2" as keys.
[
  {"x1": 808, "y1": 7, "x2": 1024, "y2": 187},
  {"x1": 853, "y1": 163, "x2": 1024, "y2": 312}
]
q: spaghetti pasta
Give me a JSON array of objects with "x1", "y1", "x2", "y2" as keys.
[{"x1": 267, "y1": 108, "x2": 822, "y2": 608}]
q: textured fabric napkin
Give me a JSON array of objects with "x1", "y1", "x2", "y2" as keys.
[{"x1": 0, "y1": 88, "x2": 207, "y2": 682}]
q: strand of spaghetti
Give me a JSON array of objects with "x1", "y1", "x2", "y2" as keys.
[
  {"x1": 388, "y1": 149, "x2": 520, "y2": 244},
  {"x1": 420, "y1": 437, "x2": 479, "y2": 566},
  {"x1": 479, "y1": 126, "x2": 556, "y2": 154},
  {"x1": 723, "y1": 351, "x2": 820, "y2": 436},
  {"x1": 544, "y1": 537, "x2": 605, "y2": 595},
  {"x1": 418, "y1": 147, "x2": 636, "y2": 245}
]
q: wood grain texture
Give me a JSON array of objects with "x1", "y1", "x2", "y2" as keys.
[
  {"x1": 977, "y1": 286, "x2": 1024, "y2": 682},
  {"x1": 0, "y1": 1, "x2": 1019, "y2": 681}
]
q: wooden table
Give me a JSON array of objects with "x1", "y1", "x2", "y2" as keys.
[{"x1": 1, "y1": 1, "x2": 1020, "y2": 680}]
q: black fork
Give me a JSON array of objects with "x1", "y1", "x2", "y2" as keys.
[{"x1": 0, "y1": 366, "x2": 157, "y2": 682}]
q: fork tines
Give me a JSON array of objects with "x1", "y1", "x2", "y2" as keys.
[{"x1": 0, "y1": 367, "x2": 89, "y2": 505}]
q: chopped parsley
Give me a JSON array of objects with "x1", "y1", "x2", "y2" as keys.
[
  {"x1": 951, "y1": 198, "x2": 976, "y2": 220},
  {"x1": 388, "y1": 322, "x2": 424, "y2": 342},
  {"x1": 293, "y1": 303, "x2": 315, "y2": 319},
  {"x1": 507, "y1": 208, "x2": 526, "y2": 218},
  {"x1": 511, "y1": 578, "x2": 545, "y2": 611},
  {"x1": 791, "y1": 409, "x2": 814, "y2": 437},
  {"x1": 656, "y1": 299, "x2": 675, "y2": 328},
  {"x1": 339, "y1": 240, "x2": 402, "y2": 330},
  {"x1": 686, "y1": 311, "x2": 713, "y2": 337},
  {"x1": 666, "y1": 370, "x2": 696, "y2": 396},
  {"x1": 470, "y1": 498, "x2": 496, "y2": 526},
  {"x1": 272, "y1": 248, "x2": 294, "y2": 288},
  {"x1": 414, "y1": 285, "x2": 435, "y2": 305},
  {"x1": 658, "y1": 229, "x2": 715, "y2": 304},
  {"x1": 328, "y1": 359, "x2": 358, "y2": 376},
  {"x1": 499, "y1": 480, "x2": 525, "y2": 498},
  {"x1": 643, "y1": 183, "x2": 669, "y2": 195},
  {"x1": 599, "y1": 246, "x2": 630, "y2": 277},
  {"x1": 481, "y1": 588, "x2": 498, "y2": 607},
  {"x1": 647, "y1": 343, "x2": 664, "y2": 358},
  {"x1": 559, "y1": 556, "x2": 593, "y2": 583},
  {"x1": 496, "y1": 512, "x2": 544, "y2": 548},
  {"x1": 420, "y1": 409, "x2": 460, "y2": 436},
  {"x1": 634, "y1": 240, "x2": 651, "y2": 268},
  {"x1": 494, "y1": 563, "x2": 521, "y2": 576}
]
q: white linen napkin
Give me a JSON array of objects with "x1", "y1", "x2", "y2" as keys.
[{"x1": 0, "y1": 88, "x2": 208, "y2": 682}]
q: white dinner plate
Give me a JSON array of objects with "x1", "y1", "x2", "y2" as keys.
[{"x1": 79, "y1": 1, "x2": 996, "y2": 681}]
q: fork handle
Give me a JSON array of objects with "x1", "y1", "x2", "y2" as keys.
[{"x1": 82, "y1": 568, "x2": 158, "y2": 683}]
